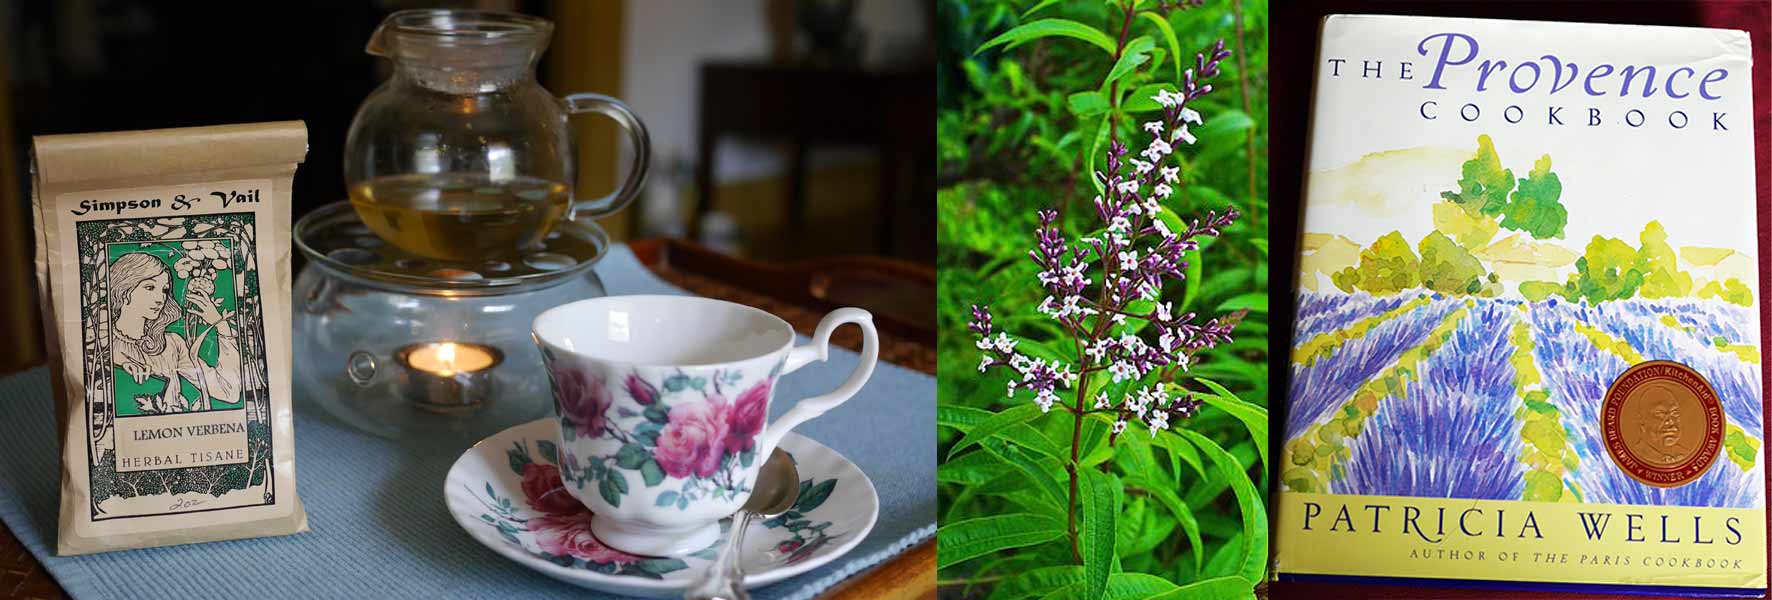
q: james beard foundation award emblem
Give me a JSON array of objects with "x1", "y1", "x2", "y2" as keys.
[{"x1": 1602, "y1": 361, "x2": 1724, "y2": 488}]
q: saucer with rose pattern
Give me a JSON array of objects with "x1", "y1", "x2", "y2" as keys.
[{"x1": 444, "y1": 418, "x2": 878, "y2": 597}]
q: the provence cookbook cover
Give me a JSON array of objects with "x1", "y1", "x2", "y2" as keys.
[{"x1": 1277, "y1": 15, "x2": 1764, "y2": 595}]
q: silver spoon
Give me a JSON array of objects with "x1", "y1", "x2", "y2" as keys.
[{"x1": 685, "y1": 449, "x2": 800, "y2": 600}]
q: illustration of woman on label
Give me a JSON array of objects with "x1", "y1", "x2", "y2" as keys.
[{"x1": 109, "y1": 242, "x2": 241, "y2": 414}]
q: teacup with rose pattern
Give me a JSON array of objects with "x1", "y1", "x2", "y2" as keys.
[{"x1": 532, "y1": 295, "x2": 878, "y2": 556}]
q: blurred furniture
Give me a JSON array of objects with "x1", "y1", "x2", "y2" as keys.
[
  {"x1": 692, "y1": 63, "x2": 935, "y2": 256},
  {"x1": 629, "y1": 238, "x2": 935, "y2": 352},
  {"x1": 0, "y1": 237, "x2": 934, "y2": 599}
]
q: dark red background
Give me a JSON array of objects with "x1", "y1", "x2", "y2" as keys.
[{"x1": 1266, "y1": 1, "x2": 1772, "y2": 599}]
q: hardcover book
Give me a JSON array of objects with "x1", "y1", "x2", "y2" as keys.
[{"x1": 1278, "y1": 15, "x2": 1764, "y2": 595}]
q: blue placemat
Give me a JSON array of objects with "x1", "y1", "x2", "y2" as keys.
[{"x1": 0, "y1": 244, "x2": 936, "y2": 599}]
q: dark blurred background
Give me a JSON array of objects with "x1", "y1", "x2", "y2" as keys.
[{"x1": 0, "y1": 0, "x2": 934, "y2": 370}]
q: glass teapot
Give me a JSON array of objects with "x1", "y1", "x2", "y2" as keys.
[{"x1": 345, "y1": 9, "x2": 649, "y2": 261}]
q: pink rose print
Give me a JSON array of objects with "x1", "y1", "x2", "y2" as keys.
[
  {"x1": 624, "y1": 373, "x2": 659, "y2": 405},
  {"x1": 776, "y1": 540, "x2": 802, "y2": 554},
  {"x1": 529, "y1": 511, "x2": 643, "y2": 565},
  {"x1": 551, "y1": 365, "x2": 611, "y2": 437},
  {"x1": 519, "y1": 463, "x2": 583, "y2": 516},
  {"x1": 725, "y1": 378, "x2": 772, "y2": 454},
  {"x1": 654, "y1": 399, "x2": 732, "y2": 479},
  {"x1": 786, "y1": 536, "x2": 831, "y2": 565}
]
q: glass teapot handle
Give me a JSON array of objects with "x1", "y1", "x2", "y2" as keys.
[{"x1": 563, "y1": 93, "x2": 651, "y2": 220}]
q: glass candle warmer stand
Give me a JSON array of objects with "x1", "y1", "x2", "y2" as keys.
[{"x1": 293, "y1": 201, "x2": 608, "y2": 439}]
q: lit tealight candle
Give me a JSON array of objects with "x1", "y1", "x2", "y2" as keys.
[
  {"x1": 395, "y1": 341, "x2": 504, "y2": 415},
  {"x1": 405, "y1": 342, "x2": 497, "y2": 375}
]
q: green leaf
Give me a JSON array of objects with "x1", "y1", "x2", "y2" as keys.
[
  {"x1": 1081, "y1": 469, "x2": 1121, "y2": 600},
  {"x1": 598, "y1": 473, "x2": 624, "y2": 508},
  {"x1": 655, "y1": 490, "x2": 679, "y2": 507},
  {"x1": 1177, "y1": 429, "x2": 1268, "y2": 584},
  {"x1": 1138, "y1": 12, "x2": 1182, "y2": 83},
  {"x1": 663, "y1": 374, "x2": 691, "y2": 393},
  {"x1": 643, "y1": 403, "x2": 670, "y2": 425},
  {"x1": 1067, "y1": 91, "x2": 1110, "y2": 117},
  {"x1": 1102, "y1": 36, "x2": 1155, "y2": 89},
  {"x1": 976, "y1": 19, "x2": 1116, "y2": 56},
  {"x1": 797, "y1": 479, "x2": 836, "y2": 512},
  {"x1": 981, "y1": 438, "x2": 1068, "y2": 511},
  {"x1": 1020, "y1": 0, "x2": 1063, "y2": 18},
  {"x1": 936, "y1": 513, "x2": 1066, "y2": 570},
  {"x1": 1181, "y1": 248, "x2": 1204, "y2": 311},
  {"x1": 617, "y1": 443, "x2": 650, "y2": 469},
  {"x1": 1216, "y1": 292, "x2": 1267, "y2": 313},
  {"x1": 641, "y1": 460, "x2": 665, "y2": 487},
  {"x1": 1039, "y1": 573, "x2": 1182, "y2": 600},
  {"x1": 940, "y1": 405, "x2": 1066, "y2": 461},
  {"x1": 948, "y1": 403, "x2": 1046, "y2": 460},
  {"x1": 1011, "y1": 335, "x2": 1069, "y2": 363},
  {"x1": 536, "y1": 440, "x2": 558, "y2": 465},
  {"x1": 1190, "y1": 378, "x2": 1270, "y2": 471},
  {"x1": 990, "y1": 566, "x2": 1084, "y2": 600},
  {"x1": 1128, "y1": 474, "x2": 1203, "y2": 574},
  {"x1": 1121, "y1": 83, "x2": 1178, "y2": 113},
  {"x1": 1147, "y1": 576, "x2": 1256, "y2": 600},
  {"x1": 1087, "y1": 112, "x2": 1110, "y2": 198}
]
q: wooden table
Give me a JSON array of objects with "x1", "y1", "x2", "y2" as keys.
[{"x1": 0, "y1": 238, "x2": 935, "y2": 600}]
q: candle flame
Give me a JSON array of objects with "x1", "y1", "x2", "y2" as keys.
[{"x1": 436, "y1": 342, "x2": 459, "y2": 374}]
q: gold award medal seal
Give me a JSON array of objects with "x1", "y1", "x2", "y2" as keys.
[{"x1": 1601, "y1": 360, "x2": 1725, "y2": 488}]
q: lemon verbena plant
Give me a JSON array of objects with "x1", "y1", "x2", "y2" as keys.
[{"x1": 936, "y1": 1, "x2": 1270, "y2": 599}]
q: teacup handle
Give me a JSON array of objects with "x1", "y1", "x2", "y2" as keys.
[
  {"x1": 755, "y1": 308, "x2": 879, "y2": 458},
  {"x1": 562, "y1": 93, "x2": 651, "y2": 220}
]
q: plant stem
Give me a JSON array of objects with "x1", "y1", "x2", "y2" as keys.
[
  {"x1": 1065, "y1": 1, "x2": 1140, "y2": 565},
  {"x1": 1231, "y1": 0, "x2": 1257, "y2": 228}
]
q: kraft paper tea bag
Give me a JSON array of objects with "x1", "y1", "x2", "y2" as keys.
[{"x1": 31, "y1": 121, "x2": 310, "y2": 555}]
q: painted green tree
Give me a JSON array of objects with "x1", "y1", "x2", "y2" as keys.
[{"x1": 1438, "y1": 134, "x2": 1567, "y2": 243}]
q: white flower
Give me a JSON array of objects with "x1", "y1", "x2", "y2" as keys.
[
  {"x1": 1144, "y1": 139, "x2": 1172, "y2": 162},
  {"x1": 976, "y1": 337, "x2": 993, "y2": 350},
  {"x1": 1116, "y1": 180, "x2": 1139, "y2": 195},
  {"x1": 1058, "y1": 294, "x2": 1085, "y2": 319},
  {"x1": 1153, "y1": 218, "x2": 1173, "y2": 239},
  {"x1": 1160, "y1": 166, "x2": 1180, "y2": 184},
  {"x1": 1152, "y1": 183, "x2": 1173, "y2": 200},
  {"x1": 1142, "y1": 197, "x2": 1162, "y2": 216},
  {"x1": 1179, "y1": 107, "x2": 1203, "y2": 125},
  {"x1": 1155, "y1": 302, "x2": 1174, "y2": 322},
  {"x1": 1109, "y1": 216, "x2": 1132, "y2": 233},
  {"x1": 993, "y1": 332, "x2": 1017, "y2": 353},
  {"x1": 1111, "y1": 312, "x2": 1128, "y2": 326},
  {"x1": 1149, "y1": 410, "x2": 1170, "y2": 437},
  {"x1": 1037, "y1": 295, "x2": 1057, "y2": 316},
  {"x1": 1085, "y1": 340, "x2": 1109, "y2": 363},
  {"x1": 1112, "y1": 419, "x2": 1128, "y2": 434},
  {"x1": 1094, "y1": 392, "x2": 1111, "y2": 409},
  {"x1": 1118, "y1": 250, "x2": 1139, "y2": 271},
  {"x1": 1035, "y1": 389, "x2": 1058, "y2": 413},
  {"x1": 1006, "y1": 380, "x2": 1019, "y2": 397},
  {"x1": 1172, "y1": 124, "x2": 1196, "y2": 146},
  {"x1": 1133, "y1": 159, "x2": 1154, "y2": 175},
  {"x1": 1159, "y1": 330, "x2": 1177, "y2": 352},
  {"x1": 978, "y1": 355, "x2": 992, "y2": 373},
  {"x1": 1143, "y1": 121, "x2": 1163, "y2": 136},
  {"x1": 1108, "y1": 360, "x2": 1137, "y2": 383},
  {"x1": 1153, "y1": 89, "x2": 1182, "y2": 108}
]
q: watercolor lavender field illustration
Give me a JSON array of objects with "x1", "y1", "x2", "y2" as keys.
[{"x1": 1283, "y1": 292, "x2": 1764, "y2": 509}]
